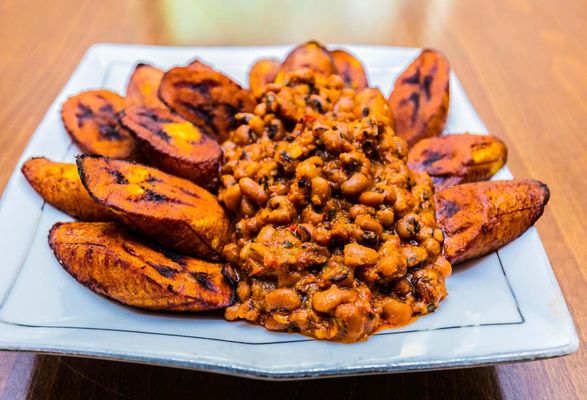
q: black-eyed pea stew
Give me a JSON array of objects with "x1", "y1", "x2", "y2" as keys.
[{"x1": 219, "y1": 70, "x2": 451, "y2": 342}]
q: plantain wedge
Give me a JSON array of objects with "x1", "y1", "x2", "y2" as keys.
[
  {"x1": 331, "y1": 48, "x2": 368, "y2": 90},
  {"x1": 125, "y1": 63, "x2": 166, "y2": 109},
  {"x1": 408, "y1": 134, "x2": 507, "y2": 190},
  {"x1": 61, "y1": 90, "x2": 137, "y2": 159},
  {"x1": 21, "y1": 157, "x2": 114, "y2": 221},
  {"x1": 77, "y1": 155, "x2": 234, "y2": 260},
  {"x1": 158, "y1": 61, "x2": 256, "y2": 142},
  {"x1": 435, "y1": 180, "x2": 550, "y2": 264},
  {"x1": 120, "y1": 106, "x2": 222, "y2": 190},
  {"x1": 274, "y1": 41, "x2": 336, "y2": 84},
  {"x1": 388, "y1": 49, "x2": 450, "y2": 147},
  {"x1": 248, "y1": 58, "x2": 280, "y2": 98},
  {"x1": 49, "y1": 222, "x2": 235, "y2": 311}
]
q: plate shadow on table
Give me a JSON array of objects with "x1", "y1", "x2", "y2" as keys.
[{"x1": 22, "y1": 355, "x2": 505, "y2": 400}]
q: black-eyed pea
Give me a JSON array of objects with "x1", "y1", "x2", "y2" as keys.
[
  {"x1": 397, "y1": 213, "x2": 419, "y2": 239},
  {"x1": 401, "y1": 245, "x2": 428, "y2": 267},
  {"x1": 433, "y1": 229, "x2": 444, "y2": 242},
  {"x1": 322, "y1": 129, "x2": 344, "y2": 154},
  {"x1": 349, "y1": 204, "x2": 372, "y2": 219},
  {"x1": 341, "y1": 173, "x2": 371, "y2": 197},
  {"x1": 240, "y1": 196, "x2": 256, "y2": 216},
  {"x1": 239, "y1": 177, "x2": 268, "y2": 205},
  {"x1": 377, "y1": 252, "x2": 407, "y2": 278},
  {"x1": 265, "y1": 288, "x2": 302, "y2": 311},
  {"x1": 358, "y1": 191, "x2": 384, "y2": 207},
  {"x1": 312, "y1": 286, "x2": 357, "y2": 313},
  {"x1": 381, "y1": 297, "x2": 413, "y2": 325},
  {"x1": 254, "y1": 102, "x2": 267, "y2": 116},
  {"x1": 311, "y1": 176, "x2": 331, "y2": 205},
  {"x1": 344, "y1": 242, "x2": 379, "y2": 268},
  {"x1": 376, "y1": 207, "x2": 395, "y2": 226},
  {"x1": 296, "y1": 156, "x2": 323, "y2": 179},
  {"x1": 432, "y1": 255, "x2": 452, "y2": 278},
  {"x1": 221, "y1": 184, "x2": 242, "y2": 211},
  {"x1": 249, "y1": 115, "x2": 265, "y2": 135},
  {"x1": 422, "y1": 237, "x2": 441, "y2": 257},
  {"x1": 355, "y1": 214, "x2": 383, "y2": 235},
  {"x1": 237, "y1": 281, "x2": 251, "y2": 301},
  {"x1": 314, "y1": 226, "x2": 332, "y2": 245}
]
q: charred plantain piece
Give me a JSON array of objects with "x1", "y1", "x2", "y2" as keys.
[
  {"x1": 331, "y1": 49, "x2": 368, "y2": 90},
  {"x1": 435, "y1": 180, "x2": 550, "y2": 264},
  {"x1": 49, "y1": 222, "x2": 235, "y2": 311},
  {"x1": 125, "y1": 63, "x2": 166, "y2": 109},
  {"x1": 248, "y1": 59, "x2": 280, "y2": 98},
  {"x1": 274, "y1": 41, "x2": 336, "y2": 84},
  {"x1": 21, "y1": 157, "x2": 114, "y2": 221},
  {"x1": 120, "y1": 106, "x2": 221, "y2": 190},
  {"x1": 77, "y1": 155, "x2": 234, "y2": 260},
  {"x1": 408, "y1": 134, "x2": 507, "y2": 191},
  {"x1": 61, "y1": 90, "x2": 137, "y2": 158},
  {"x1": 388, "y1": 49, "x2": 450, "y2": 147},
  {"x1": 158, "y1": 61, "x2": 256, "y2": 142}
]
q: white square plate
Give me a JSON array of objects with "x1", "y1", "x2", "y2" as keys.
[{"x1": 0, "y1": 44, "x2": 578, "y2": 380}]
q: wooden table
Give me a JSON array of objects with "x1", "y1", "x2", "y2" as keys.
[{"x1": 1, "y1": 0, "x2": 585, "y2": 398}]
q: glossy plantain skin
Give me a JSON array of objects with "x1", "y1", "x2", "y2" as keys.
[
  {"x1": 435, "y1": 180, "x2": 550, "y2": 264},
  {"x1": 49, "y1": 222, "x2": 235, "y2": 311},
  {"x1": 158, "y1": 60, "x2": 256, "y2": 142},
  {"x1": 21, "y1": 157, "x2": 114, "y2": 221},
  {"x1": 330, "y1": 48, "x2": 369, "y2": 90},
  {"x1": 125, "y1": 63, "x2": 166, "y2": 109},
  {"x1": 77, "y1": 154, "x2": 234, "y2": 260},
  {"x1": 388, "y1": 49, "x2": 450, "y2": 147},
  {"x1": 408, "y1": 134, "x2": 508, "y2": 191},
  {"x1": 120, "y1": 106, "x2": 222, "y2": 190},
  {"x1": 61, "y1": 90, "x2": 137, "y2": 159},
  {"x1": 248, "y1": 59, "x2": 281, "y2": 98},
  {"x1": 274, "y1": 41, "x2": 336, "y2": 84}
]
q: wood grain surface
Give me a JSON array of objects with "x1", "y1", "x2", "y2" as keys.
[{"x1": 1, "y1": 0, "x2": 586, "y2": 398}]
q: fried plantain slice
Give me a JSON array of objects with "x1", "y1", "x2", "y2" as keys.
[
  {"x1": 435, "y1": 180, "x2": 549, "y2": 264},
  {"x1": 77, "y1": 155, "x2": 234, "y2": 260},
  {"x1": 388, "y1": 49, "x2": 450, "y2": 147},
  {"x1": 49, "y1": 222, "x2": 235, "y2": 311},
  {"x1": 61, "y1": 90, "x2": 137, "y2": 158},
  {"x1": 248, "y1": 58, "x2": 280, "y2": 97},
  {"x1": 158, "y1": 62, "x2": 256, "y2": 142},
  {"x1": 120, "y1": 106, "x2": 221, "y2": 190},
  {"x1": 125, "y1": 63, "x2": 166, "y2": 109},
  {"x1": 331, "y1": 49, "x2": 368, "y2": 90},
  {"x1": 274, "y1": 41, "x2": 336, "y2": 84},
  {"x1": 408, "y1": 134, "x2": 508, "y2": 191},
  {"x1": 21, "y1": 157, "x2": 114, "y2": 221}
]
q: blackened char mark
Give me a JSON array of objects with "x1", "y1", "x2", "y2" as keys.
[
  {"x1": 402, "y1": 67, "x2": 421, "y2": 85},
  {"x1": 98, "y1": 123, "x2": 122, "y2": 140},
  {"x1": 174, "y1": 79, "x2": 220, "y2": 96},
  {"x1": 147, "y1": 261, "x2": 178, "y2": 278},
  {"x1": 99, "y1": 104, "x2": 114, "y2": 114},
  {"x1": 179, "y1": 102, "x2": 218, "y2": 136},
  {"x1": 179, "y1": 187, "x2": 201, "y2": 199},
  {"x1": 421, "y1": 150, "x2": 447, "y2": 167},
  {"x1": 137, "y1": 109, "x2": 174, "y2": 124},
  {"x1": 437, "y1": 198, "x2": 460, "y2": 219},
  {"x1": 162, "y1": 249, "x2": 187, "y2": 267},
  {"x1": 138, "y1": 188, "x2": 195, "y2": 206},
  {"x1": 190, "y1": 271, "x2": 216, "y2": 291},
  {"x1": 154, "y1": 128, "x2": 171, "y2": 142},
  {"x1": 423, "y1": 62, "x2": 438, "y2": 101},
  {"x1": 106, "y1": 168, "x2": 129, "y2": 184},
  {"x1": 76, "y1": 104, "x2": 94, "y2": 128},
  {"x1": 400, "y1": 92, "x2": 420, "y2": 124}
]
